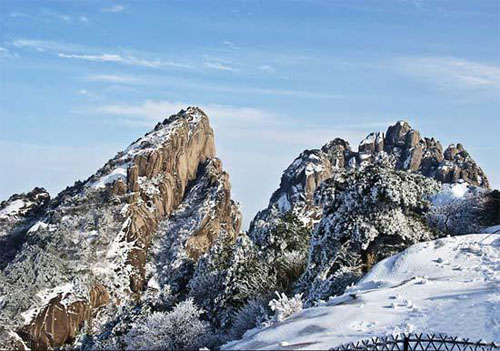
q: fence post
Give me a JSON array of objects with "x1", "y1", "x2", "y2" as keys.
[{"x1": 403, "y1": 335, "x2": 410, "y2": 351}]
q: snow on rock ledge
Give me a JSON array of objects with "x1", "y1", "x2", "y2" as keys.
[{"x1": 224, "y1": 233, "x2": 500, "y2": 350}]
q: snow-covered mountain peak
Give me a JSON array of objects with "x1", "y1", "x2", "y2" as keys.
[
  {"x1": 86, "y1": 107, "x2": 213, "y2": 191},
  {"x1": 0, "y1": 107, "x2": 239, "y2": 349},
  {"x1": 248, "y1": 119, "x2": 490, "y2": 249}
]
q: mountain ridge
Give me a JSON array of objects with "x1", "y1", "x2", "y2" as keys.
[{"x1": 0, "y1": 108, "x2": 495, "y2": 350}]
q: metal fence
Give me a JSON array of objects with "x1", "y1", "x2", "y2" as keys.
[{"x1": 330, "y1": 333, "x2": 500, "y2": 351}]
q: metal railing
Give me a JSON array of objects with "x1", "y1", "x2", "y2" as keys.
[{"x1": 330, "y1": 333, "x2": 499, "y2": 351}]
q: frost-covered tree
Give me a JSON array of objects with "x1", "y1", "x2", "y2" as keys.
[
  {"x1": 228, "y1": 299, "x2": 269, "y2": 340},
  {"x1": 268, "y1": 292, "x2": 303, "y2": 322},
  {"x1": 188, "y1": 212, "x2": 310, "y2": 338},
  {"x1": 124, "y1": 298, "x2": 209, "y2": 350},
  {"x1": 427, "y1": 186, "x2": 498, "y2": 235},
  {"x1": 298, "y1": 165, "x2": 441, "y2": 302}
]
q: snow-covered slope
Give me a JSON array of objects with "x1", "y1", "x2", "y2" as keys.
[{"x1": 224, "y1": 233, "x2": 500, "y2": 350}]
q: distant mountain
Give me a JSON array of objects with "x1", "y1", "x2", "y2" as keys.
[{"x1": 0, "y1": 110, "x2": 497, "y2": 350}]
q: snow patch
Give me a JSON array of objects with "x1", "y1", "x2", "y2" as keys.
[
  {"x1": 28, "y1": 221, "x2": 48, "y2": 233},
  {"x1": 431, "y1": 183, "x2": 471, "y2": 206},
  {"x1": 224, "y1": 234, "x2": 500, "y2": 350},
  {"x1": 90, "y1": 166, "x2": 128, "y2": 189},
  {"x1": 0, "y1": 199, "x2": 28, "y2": 219}
]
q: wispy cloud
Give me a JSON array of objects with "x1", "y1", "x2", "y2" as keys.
[
  {"x1": 10, "y1": 11, "x2": 33, "y2": 19},
  {"x1": 222, "y1": 40, "x2": 239, "y2": 50},
  {"x1": 90, "y1": 100, "x2": 274, "y2": 126},
  {"x1": 84, "y1": 74, "x2": 141, "y2": 84},
  {"x1": 12, "y1": 39, "x2": 83, "y2": 52},
  {"x1": 58, "y1": 53, "x2": 122, "y2": 63},
  {"x1": 12, "y1": 38, "x2": 194, "y2": 70},
  {"x1": 101, "y1": 5, "x2": 125, "y2": 13},
  {"x1": 79, "y1": 71, "x2": 344, "y2": 99},
  {"x1": 0, "y1": 47, "x2": 18, "y2": 59},
  {"x1": 86, "y1": 99, "x2": 366, "y2": 145},
  {"x1": 235, "y1": 87, "x2": 345, "y2": 99},
  {"x1": 204, "y1": 61, "x2": 237, "y2": 72},
  {"x1": 395, "y1": 56, "x2": 500, "y2": 90},
  {"x1": 58, "y1": 52, "x2": 194, "y2": 69},
  {"x1": 10, "y1": 9, "x2": 85, "y2": 23}
]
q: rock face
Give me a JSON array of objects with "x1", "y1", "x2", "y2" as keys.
[
  {"x1": 0, "y1": 107, "x2": 241, "y2": 349},
  {"x1": 248, "y1": 120, "x2": 489, "y2": 245},
  {"x1": 149, "y1": 157, "x2": 242, "y2": 295}
]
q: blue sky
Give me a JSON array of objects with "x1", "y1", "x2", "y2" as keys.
[{"x1": 1, "y1": 0, "x2": 499, "y2": 226}]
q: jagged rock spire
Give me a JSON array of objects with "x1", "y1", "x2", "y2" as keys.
[{"x1": 248, "y1": 119, "x2": 489, "y2": 244}]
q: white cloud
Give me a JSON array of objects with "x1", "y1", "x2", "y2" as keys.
[
  {"x1": 12, "y1": 39, "x2": 80, "y2": 52},
  {"x1": 84, "y1": 74, "x2": 141, "y2": 84},
  {"x1": 204, "y1": 61, "x2": 237, "y2": 72},
  {"x1": 13, "y1": 38, "x2": 195, "y2": 70},
  {"x1": 10, "y1": 11, "x2": 32, "y2": 19},
  {"x1": 88, "y1": 100, "x2": 367, "y2": 146},
  {"x1": 101, "y1": 5, "x2": 125, "y2": 13},
  {"x1": 58, "y1": 14, "x2": 71, "y2": 22},
  {"x1": 243, "y1": 87, "x2": 345, "y2": 99},
  {"x1": 80, "y1": 72, "x2": 345, "y2": 99},
  {"x1": 10, "y1": 10, "x2": 73, "y2": 22},
  {"x1": 59, "y1": 52, "x2": 122, "y2": 63},
  {"x1": 395, "y1": 56, "x2": 500, "y2": 90},
  {"x1": 79, "y1": 16, "x2": 89, "y2": 23}
]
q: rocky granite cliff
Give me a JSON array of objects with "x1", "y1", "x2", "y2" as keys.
[
  {"x1": 249, "y1": 120, "x2": 489, "y2": 245},
  {"x1": 0, "y1": 107, "x2": 241, "y2": 349}
]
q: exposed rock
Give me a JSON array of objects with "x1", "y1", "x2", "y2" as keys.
[
  {"x1": 247, "y1": 120, "x2": 490, "y2": 305},
  {"x1": 149, "y1": 158, "x2": 241, "y2": 295},
  {"x1": 184, "y1": 159, "x2": 241, "y2": 260},
  {"x1": 385, "y1": 120, "x2": 412, "y2": 147},
  {"x1": 248, "y1": 120, "x2": 489, "y2": 249},
  {"x1": 405, "y1": 129, "x2": 420, "y2": 148},
  {"x1": 28, "y1": 296, "x2": 90, "y2": 350}
]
